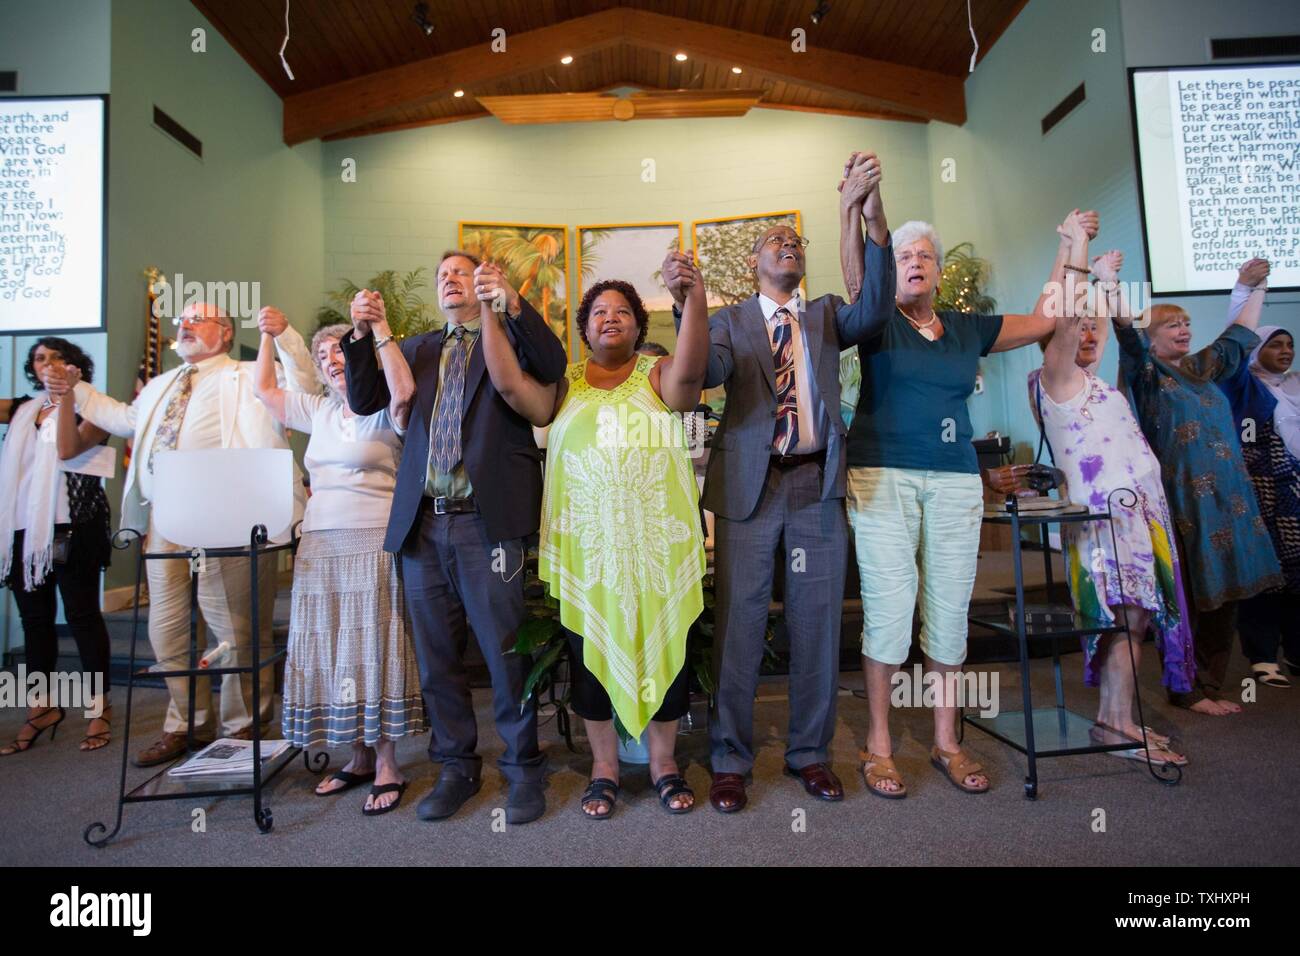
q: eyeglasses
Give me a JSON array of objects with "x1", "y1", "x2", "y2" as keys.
[
  {"x1": 762, "y1": 234, "x2": 810, "y2": 249},
  {"x1": 172, "y1": 315, "x2": 226, "y2": 329},
  {"x1": 896, "y1": 251, "x2": 937, "y2": 265}
]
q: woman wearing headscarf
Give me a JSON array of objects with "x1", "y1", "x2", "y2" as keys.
[
  {"x1": 0, "y1": 338, "x2": 113, "y2": 755},
  {"x1": 1114, "y1": 261, "x2": 1283, "y2": 715},
  {"x1": 1215, "y1": 260, "x2": 1300, "y2": 688}
]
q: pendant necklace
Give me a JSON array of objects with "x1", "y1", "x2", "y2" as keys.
[{"x1": 900, "y1": 303, "x2": 939, "y2": 341}]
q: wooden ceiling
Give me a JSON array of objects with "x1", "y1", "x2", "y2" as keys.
[{"x1": 191, "y1": 0, "x2": 1030, "y2": 143}]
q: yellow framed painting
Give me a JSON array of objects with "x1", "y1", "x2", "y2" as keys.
[
  {"x1": 457, "y1": 221, "x2": 571, "y2": 349},
  {"x1": 691, "y1": 210, "x2": 805, "y2": 309},
  {"x1": 576, "y1": 221, "x2": 683, "y2": 355}
]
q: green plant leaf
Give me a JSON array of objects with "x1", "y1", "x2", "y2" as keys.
[
  {"x1": 519, "y1": 640, "x2": 566, "y2": 713},
  {"x1": 513, "y1": 616, "x2": 560, "y2": 656}
]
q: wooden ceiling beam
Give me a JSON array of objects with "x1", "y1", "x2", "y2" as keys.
[
  {"x1": 283, "y1": 8, "x2": 631, "y2": 144},
  {"x1": 618, "y1": 8, "x2": 965, "y2": 125},
  {"x1": 284, "y1": 6, "x2": 967, "y2": 144}
]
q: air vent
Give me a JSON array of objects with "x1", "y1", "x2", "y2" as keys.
[
  {"x1": 0, "y1": 71, "x2": 16, "y2": 93},
  {"x1": 1041, "y1": 83, "x2": 1086, "y2": 136},
  {"x1": 1211, "y1": 35, "x2": 1300, "y2": 59},
  {"x1": 152, "y1": 105, "x2": 202, "y2": 158}
]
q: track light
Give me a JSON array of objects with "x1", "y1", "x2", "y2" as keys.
[
  {"x1": 810, "y1": 2, "x2": 831, "y2": 25},
  {"x1": 411, "y1": 2, "x2": 433, "y2": 36}
]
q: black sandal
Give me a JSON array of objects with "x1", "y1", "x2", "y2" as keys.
[
  {"x1": 0, "y1": 707, "x2": 65, "y2": 756},
  {"x1": 653, "y1": 773, "x2": 695, "y2": 814},
  {"x1": 315, "y1": 769, "x2": 376, "y2": 796},
  {"x1": 362, "y1": 782, "x2": 408, "y2": 816},
  {"x1": 580, "y1": 777, "x2": 620, "y2": 819}
]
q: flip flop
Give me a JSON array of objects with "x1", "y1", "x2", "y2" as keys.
[
  {"x1": 362, "y1": 782, "x2": 408, "y2": 816},
  {"x1": 1251, "y1": 663, "x2": 1291, "y2": 688},
  {"x1": 1108, "y1": 744, "x2": 1188, "y2": 767},
  {"x1": 315, "y1": 769, "x2": 376, "y2": 797}
]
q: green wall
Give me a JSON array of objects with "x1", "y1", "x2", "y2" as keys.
[{"x1": 321, "y1": 109, "x2": 934, "y2": 355}]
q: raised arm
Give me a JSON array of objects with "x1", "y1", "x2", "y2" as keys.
[
  {"x1": 256, "y1": 307, "x2": 317, "y2": 394},
  {"x1": 476, "y1": 292, "x2": 559, "y2": 428},
  {"x1": 1038, "y1": 216, "x2": 1092, "y2": 403},
  {"x1": 836, "y1": 152, "x2": 894, "y2": 345},
  {"x1": 1229, "y1": 258, "x2": 1270, "y2": 331},
  {"x1": 40, "y1": 366, "x2": 111, "y2": 460},
  {"x1": 992, "y1": 209, "x2": 1098, "y2": 352},
  {"x1": 654, "y1": 252, "x2": 709, "y2": 412},
  {"x1": 1091, "y1": 249, "x2": 1135, "y2": 330},
  {"x1": 70, "y1": 375, "x2": 138, "y2": 438},
  {"x1": 253, "y1": 330, "x2": 289, "y2": 426},
  {"x1": 669, "y1": 272, "x2": 735, "y2": 389},
  {"x1": 349, "y1": 290, "x2": 417, "y2": 430},
  {"x1": 341, "y1": 293, "x2": 392, "y2": 417}
]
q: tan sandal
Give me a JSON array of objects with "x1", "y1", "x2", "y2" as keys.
[
  {"x1": 859, "y1": 750, "x2": 907, "y2": 799},
  {"x1": 930, "y1": 745, "x2": 990, "y2": 794}
]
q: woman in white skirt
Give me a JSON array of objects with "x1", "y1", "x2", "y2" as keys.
[{"x1": 255, "y1": 299, "x2": 425, "y2": 815}]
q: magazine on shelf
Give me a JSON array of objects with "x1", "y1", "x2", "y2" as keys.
[{"x1": 166, "y1": 738, "x2": 292, "y2": 777}]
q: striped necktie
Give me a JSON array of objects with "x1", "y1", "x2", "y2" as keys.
[{"x1": 771, "y1": 307, "x2": 799, "y2": 455}]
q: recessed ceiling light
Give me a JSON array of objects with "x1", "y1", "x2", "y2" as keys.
[
  {"x1": 731, "y1": 66, "x2": 743, "y2": 74},
  {"x1": 560, "y1": 54, "x2": 574, "y2": 65},
  {"x1": 674, "y1": 52, "x2": 688, "y2": 61},
  {"x1": 453, "y1": 89, "x2": 464, "y2": 97}
]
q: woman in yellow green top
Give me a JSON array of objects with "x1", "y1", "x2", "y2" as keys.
[{"x1": 477, "y1": 252, "x2": 710, "y2": 817}]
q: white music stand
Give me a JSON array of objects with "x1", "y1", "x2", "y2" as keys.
[{"x1": 152, "y1": 448, "x2": 295, "y2": 548}]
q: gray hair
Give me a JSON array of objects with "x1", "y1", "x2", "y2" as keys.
[
  {"x1": 310, "y1": 323, "x2": 351, "y2": 392},
  {"x1": 893, "y1": 220, "x2": 944, "y2": 265}
]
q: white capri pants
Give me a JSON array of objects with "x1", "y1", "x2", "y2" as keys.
[{"x1": 846, "y1": 466, "x2": 984, "y2": 667}]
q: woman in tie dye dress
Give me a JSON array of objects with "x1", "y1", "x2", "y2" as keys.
[{"x1": 1027, "y1": 245, "x2": 1190, "y2": 765}]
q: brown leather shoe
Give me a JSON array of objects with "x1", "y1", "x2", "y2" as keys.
[
  {"x1": 133, "y1": 732, "x2": 190, "y2": 768},
  {"x1": 785, "y1": 762, "x2": 844, "y2": 801},
  {"x1": 709, "y1": 772, "x2": 748, "y2": 813}
]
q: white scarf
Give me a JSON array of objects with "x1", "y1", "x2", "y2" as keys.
[
  {"x1": 0, "y1": 397, "x2": 63, "y2": 589},
  {"x1": 1249, "y1": 325, "x2": 1300, "y2": 460}
]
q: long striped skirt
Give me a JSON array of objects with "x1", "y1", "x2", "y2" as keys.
[{"x1": 281, "y1": 527, "x2": 426, "y2": 747}]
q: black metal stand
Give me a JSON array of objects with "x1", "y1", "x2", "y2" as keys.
[
  {"x1": 85, "y1": 524, "x2": 328, "y2": 847},
  {"x1": 962, "y1": 489, "x2": 1183, "y2": 799}
]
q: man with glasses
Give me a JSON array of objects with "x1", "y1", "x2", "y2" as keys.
[
  {"x1": 667, "y1": 152, "x2": 895, "y2": 812},
  {"x1": 56, "y1": 302, "x2": 315, "y2": 766}
]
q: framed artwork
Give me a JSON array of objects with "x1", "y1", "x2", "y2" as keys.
[
  {"x1": 576, "y1": 222, "x2": 682, "y2": 354},
  {"x1": 457, "y1": 222, "x2": 571, "y2": 348},
  {"x1": 691, "y1": 210, "x2": 804, "y2": 310}
]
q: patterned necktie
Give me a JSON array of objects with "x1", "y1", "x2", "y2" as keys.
[
  {"x1": 430, "y1": 325, "x2": 471, "y2": 473},
  {"x1": 771, "y1": 308, "x2": 800, "y2": 455},
  {"x1": 147, "y1": 365, "x2": 196, "y2": 474}
]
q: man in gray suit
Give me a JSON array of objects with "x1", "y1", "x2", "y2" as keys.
[{"x1": 668, "y1": 153, "x2": 894, "y2": 812}]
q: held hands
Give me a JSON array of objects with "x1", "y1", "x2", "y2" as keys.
[
  {"x1": 1056, "y1": 209, "x2": 1100, "y2": 247},
  {"x1": 256, "y1": 306, "x2": 289, "y2": 338},
  {"x1": 1237, "y1": 257, "x2": 1270, "y2": 288},
  {"x1": 41, "y1": 364, "x2": 81, "y2": 401},
  {"x1": 662, "y1": 251, "x2": 703, "y2": 308},
  {"x1": 1090, "y1": 250, "x2": 1123, "y2": 283},
  {"x1": 350, "y1": 289, "x2": 388, "y2": 338},
  {"x1": 839, "y1": 151, "x2": 882, "y2": 209},
  {"x1": 473, "y1": 262, "x2": 521, "y2": 317}
]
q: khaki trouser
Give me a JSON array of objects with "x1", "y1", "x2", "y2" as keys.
[{"x1": 145, "y1": 528, "x2": 276, "y2": 737}]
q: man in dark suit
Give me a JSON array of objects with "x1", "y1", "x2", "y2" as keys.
[
  {"x1": 670, "y1": 154, "x2": 894, "y2": 812},
  {"x1": 344, "y1": 249, "x2": 567, "y2": 824}
]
